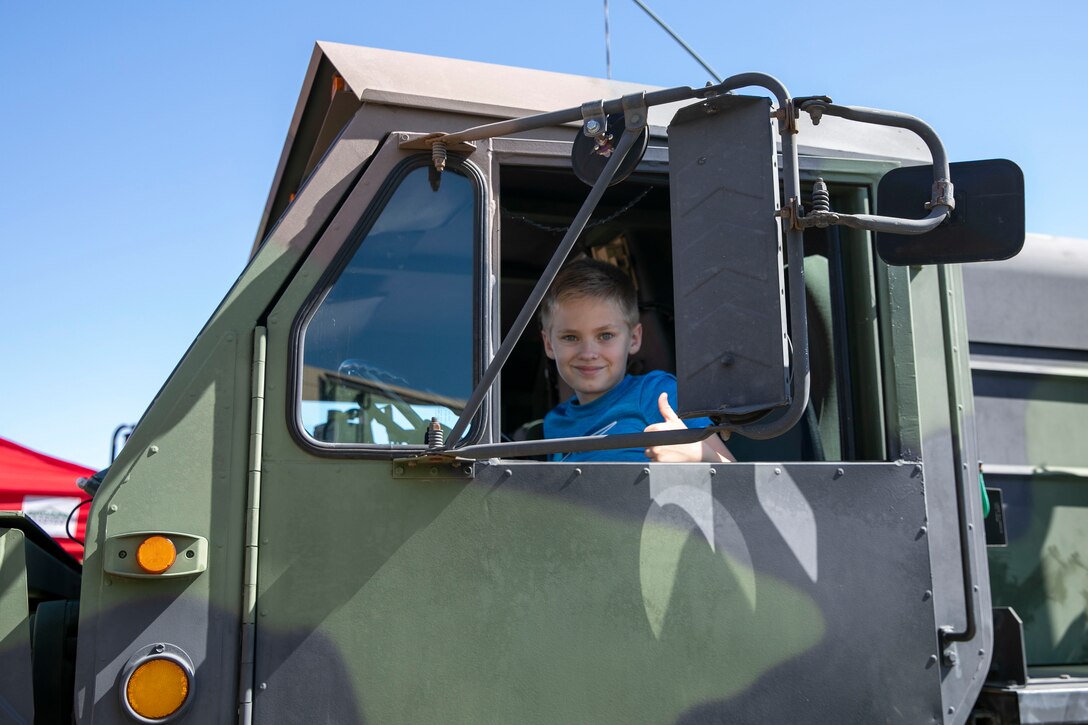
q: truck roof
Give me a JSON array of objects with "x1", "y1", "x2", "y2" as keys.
[{"x1": 255, "y1": 43, "x2": 933, "y2": 248}]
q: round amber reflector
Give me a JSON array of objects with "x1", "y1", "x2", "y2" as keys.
[
  {"x1": 126, "y1": 658, "x2": 190, "y2": 719},
  {"x1": 136, "y1": 536, "x2": 177, "y2": 574}
]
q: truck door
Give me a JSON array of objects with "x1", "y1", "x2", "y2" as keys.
[
  {"x1": 249, "y1": 125, "x2": 951, "y2": 724},
  {"x1": 254, "y1": 134, "x2": 488, "y2": 722}
]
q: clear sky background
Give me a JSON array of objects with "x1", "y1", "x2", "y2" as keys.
[{"x1": 2, "y1": 0, "x2": 1083, "y2": 469}]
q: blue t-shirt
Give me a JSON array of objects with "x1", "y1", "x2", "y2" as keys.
[{"x1": 543, "y1": 371, "x2": 711, "y2": 462}]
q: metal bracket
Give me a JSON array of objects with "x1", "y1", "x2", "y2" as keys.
[
  {"x1": 795, "y1": 96, "x2": 833, "y2": 125},
  {"x1": 925, "y1": 178, "x2": 956, "y2": 211},
  {"x1": 621, "y1": 92, "x2": 648, "y2": 130},
  {"x1": 392, "y1": 455, "x2": 476, "y2": 480},
  {"x1": 773, "y1": 98, "x2": 799, "y2": 135},
  {"x1": 397, "y1": 132, "x2": 476, "y2": 153},
  {"x1": 397, "y1": 132, "x2": 476, "y2": 172},
  {"x1": 777, "y1": 196, "x2": 805, "y2": 231},
  {"x1": 580, "y1": 99, "x2": 608, "y2": 137}
]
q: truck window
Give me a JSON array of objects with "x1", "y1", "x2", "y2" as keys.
[
  {"x1": 498, "y1": 164, "x2": 860, "y2": 462},
  {"x1": 297, "y1": 161, "x2": 478, "y2": 446}
]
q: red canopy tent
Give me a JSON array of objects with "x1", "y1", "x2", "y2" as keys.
[{"x1": 0, "y1": 437, "x2": 96, "y2": 562}]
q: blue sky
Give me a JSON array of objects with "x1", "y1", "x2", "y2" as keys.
[{"x1": 1, "y1": 0, "x2": 1082, "y2": 469}]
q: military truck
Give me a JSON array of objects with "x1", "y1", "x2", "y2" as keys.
[{"x1": 1, "y1": 42, "x2": 1081, "y2": 724}]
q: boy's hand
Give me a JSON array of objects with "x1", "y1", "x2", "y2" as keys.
[
  {"x1": 644, "y1": 393, "x2": 704, "y2": 462},
  {"x1": 644, "y1": 393, "x2": 735, "y2": 463}
]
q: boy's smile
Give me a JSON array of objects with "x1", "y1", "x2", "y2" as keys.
[{"x1": 542, "y1": 296, "x2": 642, "y2": 405}]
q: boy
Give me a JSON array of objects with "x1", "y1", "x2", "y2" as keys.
[{"x1": 540, "y1": 258, "x2": 734, "y2": 463}]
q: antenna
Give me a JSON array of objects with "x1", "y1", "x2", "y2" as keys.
[
  {"x1": 631, "y1": 0, "x2": 722, "y2": 83},
  {"x1": 604, "y1": 0, "x2": 612, "y2": 79}
]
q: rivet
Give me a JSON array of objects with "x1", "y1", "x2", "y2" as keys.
[
  {"x1": 429, "y1": 467, "x2": 438, "y2": 476},
  {"x1": 148, "y1": 446, "x2": 159, "y2": 456},
  {"x1": 978, "y1": 649, "x2": 986, "y2": 657},
  {"x1": 642, "y1": 468, "x2": 650, "y2": 476},
  {"x1": 927, "y1": 654, "x2": 938, "y2": 665},
  {"x1": 923, "y1": 590, "x2": 932, "y2": 600},
  {"x1": 836, "y1": 467, "x2": 845, "y2": 477},
  {"x1": 709, "y1": 468, "x2": 716, "y2": 476},
  {"x1": 259, "y1": 682, "x2": 268, "y2": 690},
  {"x1": 948, "y1": 707, "x2": 955, "y2": 714},
  {"x1": 154, "y1": 643, "x2": 166, "y2": 653},
  {"x1": 394, "y1": 466, "x2": 405, "y2": 475},
  {"x1": 109, "y1": 504, "x2": 118, "y2": 512},
  {"x1": 574, "y1": 468, "x2": 582, "y2": 476},
  {"x1": 185, "y1": 550, "x2": 195, "y2": 559},
  {"x1": 504, "y1": 469, "x2": 513, "y2": 477},
  {"x1": 118, "y1": 550, "x2": 127, "y2": 559},
  {"x1": 774, "y1": 467, "x2": 781, "y2": 475},
  {"x1": 920, "y1": 526, "x2": 928, "y2": 535}
]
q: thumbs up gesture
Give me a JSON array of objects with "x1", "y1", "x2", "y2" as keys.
[{"x1": 644, "y1": 392, "x2": 735, "y2": 463}]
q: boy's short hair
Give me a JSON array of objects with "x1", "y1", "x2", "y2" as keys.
[{"x1": 540, "y1": 258, "x2": 639, "y2": 330}]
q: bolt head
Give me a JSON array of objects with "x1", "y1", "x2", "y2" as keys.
[{"x1": 584, "y1": 119, "x2": 601, "y2": 134}]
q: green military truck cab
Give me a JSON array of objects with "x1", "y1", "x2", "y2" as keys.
[{"x1": 2, "y1": 42, "x2": 1081, "y2": 724}]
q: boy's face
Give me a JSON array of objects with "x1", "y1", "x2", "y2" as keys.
[{"x1": 542, "y1": 295, "x2": 642, "y2": 405}]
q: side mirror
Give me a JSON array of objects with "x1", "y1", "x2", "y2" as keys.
[
  {"x1": 668, "y1": 94, "x2": 789, "y2": 419},
  {"x1": 876, "y1": 159, "x2": 1025, "y2": 265}
]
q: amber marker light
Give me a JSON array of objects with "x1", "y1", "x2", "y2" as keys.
[
  {"x1": 136, "y1": 535, "x2": 176, "y2": 574},
  {"x1": 125, "y1": 657, "x2": 190, "y2": 720}
]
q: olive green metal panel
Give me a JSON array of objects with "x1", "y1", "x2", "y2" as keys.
[
  {"x1": 252, "y1": 458, "x2": 940, "y2": 723},
  {"x1": 988, "y1": 470, "x2": 1088, "y2": 666},
  {"x1": 70, "y1": 109, "x2": 382, "y2": 723},
  {"x1": 877, "y1": 258, "x2": 993, "y2": 724},
  {"x1": 0, "y1": 527, "x2": 35, "y2": 723}
]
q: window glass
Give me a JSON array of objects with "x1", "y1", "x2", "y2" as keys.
[{"x1": 299, "y1": 165, "x2": 476, "y2": 446}]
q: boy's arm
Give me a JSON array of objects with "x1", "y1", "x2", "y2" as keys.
[{"x1": 644, "y1": 393, "x2": 735, "y2": 463}]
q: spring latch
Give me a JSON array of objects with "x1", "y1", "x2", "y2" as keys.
[
  {"x1": 811, "y1": 178, "x2": 831, "y2": 213},
  {"x1": 431, "y1": 140, "x2": 448, "y2": 173},
  {"x1": 424, "y1": 417, "x2": 445, "y2": 450}
]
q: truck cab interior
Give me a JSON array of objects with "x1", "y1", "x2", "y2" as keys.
[{"x1": 496, "y1": 163, "x2": 876, "y2": 464}]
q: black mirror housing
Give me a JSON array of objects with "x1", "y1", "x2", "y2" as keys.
[
  {"x1": 876, "y1": 159, "x2": 1025, "y2": 266},
  {"x1": 668, "y1": 95, "x2": 789, "y2": 419}
]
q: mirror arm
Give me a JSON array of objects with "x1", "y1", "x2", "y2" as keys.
[
  {"x1": 439, "y1": 86, "x2": 698, "y2": 145},
  {"x1": 737, "y1": 221, "x2": 812, "y2": 441},
  {"x1": 718, "y1": 75, "x2": 812, "y2": 441},
  {"x1": 436, "y1": 72, "x2": 788, "y2": 147},
  {"x1": 444, "y1": 125, "x2": 645, "y2": 447},
  {"x1": 797, "y1": 102, "x2": 955, "y2": 234}
]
